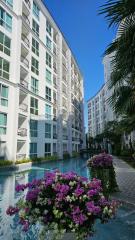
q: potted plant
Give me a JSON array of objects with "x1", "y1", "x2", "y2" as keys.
[{"x1": 7, "y1": 171, "x2": 118, "y2": 240}]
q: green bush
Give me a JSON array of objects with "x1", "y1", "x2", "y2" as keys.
[
  {"x1": 0, "y1": 160, "x2": 13, "y2": 167},
  {"x1": 63, "y1": 152, "x2": 70, "y2": 159},
  {"x1": 15, "y1": 159, "x2": 31, "y2": 164},
  {"x1": 15, "y1": 155, "x2": 59, "y2": 165},
  {"x1": 120, "y1": 148, "x2": 132, "y2": 157},
  {"x1": 72, "y1": 151, "x2": 79, "y2": 158}
]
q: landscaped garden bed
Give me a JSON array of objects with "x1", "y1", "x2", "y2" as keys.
[{"x1": 6, "y1": 171, "x2": 118, "y2": 240}]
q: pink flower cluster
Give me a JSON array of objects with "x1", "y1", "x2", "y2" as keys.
[
  {"x1": 7, "y1": 171, "x2": 118, "y2": 239},
  {"x1": 88, "y1": 153, "x2": 113, "y2": 168}
]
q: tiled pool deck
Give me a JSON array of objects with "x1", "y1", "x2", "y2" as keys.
[{"x1": 112, "y1": 156, "x2": 135, "y2": 205}]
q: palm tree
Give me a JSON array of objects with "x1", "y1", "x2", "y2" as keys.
[{"x1": 99, "y1": 0, "x2": 135, "y2": 117}]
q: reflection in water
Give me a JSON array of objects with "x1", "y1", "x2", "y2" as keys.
[{"x1": 0, "y1": 158, "x2": 135, "y2": 240}]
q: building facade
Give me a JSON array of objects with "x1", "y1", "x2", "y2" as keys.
[
  {"x1": 87, "y1": 84, "x2": 106, "y2": 137},
  {"x1": 0, "y1": 0, "x2": 85, "y2": 161}
]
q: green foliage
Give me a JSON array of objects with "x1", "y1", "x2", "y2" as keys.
[
  {"x1": 72, "y1": 151, "x2": 79, "y2": 158},
  {"x1": 0, "y1": 160, "x2": 13, "y2": 167},
  {"x1": 99, "y1": 0, "x2": 135, "y2": 122},
  {"x1": 63, "y1": 152, "x2": 71, "y2": 159},
  {"x1": 15, "y1": 155, "x2": 59, "y2": 165},
  {"x1": 90, "y1": 166, "x2": 118, "y2": 198},
  {"x1": 120, "y1": 148, "x2": 132, "y2": 157}
]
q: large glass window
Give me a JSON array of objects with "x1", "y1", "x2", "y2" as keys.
[
  {"x1": 46, "y1": 52, "x2": 51, "y2": 68},
  {"x1": 53, "y1": 124, "x2": 57, "y2": 139},
  {"x1": 0, "y1": 84, "x2": 8, "y2": 107},
  {"x1": 46, "y1": 69, "x2": 52, "y2": 84},
  {"x1": 31, "y1": 77, "x2": 38, "y2": 94},
  {"x1": 53, "y1": 143, "x2": 57, "y2": 154},
  {"x1": 0, "y1": 113, "x2": 7, "y2": 135},
  {"x1": 0, "y1": 57, "x2": 10, "y2": 80},
  {"x1": 32, "y1": 19, "x2": 39, "y2": 37},
  {"x1": 45, "y1": 104, "x2": 51, "y2": 120},
  {"x1": 33, "y1": 1, "x2": 39, "y2": 20},
  {"x1": 30, "y1": 142, "x2": 37, "y2": 158},
  {"x1": 45, "y1": 123, "x2": 51, "y2": 138},
  {"x1": 45, "y1": 143, "x2": 51, "y2": 156},
  {"x1": 30, "y1": 97, "x2": 38, "y2": 115},
  {"x1": 32, "y1": 38, "x2": 39, "y2": 56},
  {"x1": 31, "y1": 57, "x2": 39, "y2": 75},
  {"x1": 46, "y1": 86, "x2": 51, "y2": 102},
  {"x1": 4, "y1": 0, "x2": 13, "y2": 7},
  {"x1": 46, "y1": 20, "x2": 52, "y2": 36},
  {"x1": 30, "y1": 119, "x2": 38, "y2": 137},
  {"x1": 0, "y1": 31, "x2": 11, "y2": 56},
  {"x1": 0, "y1": 7, "x2": 12, "y2": 31},
  {"x1": 46, "y1": 36, "x2": 51, "y2": 51}
]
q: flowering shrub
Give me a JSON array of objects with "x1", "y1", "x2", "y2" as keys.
[
  {"x1": 7, "y1": 171, "x2": 118, "y2": 240},
  {"x1": 87, "y1": 153, "x2": 113, "y2": 168}
]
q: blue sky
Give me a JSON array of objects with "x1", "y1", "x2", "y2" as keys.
[{"x1": 43, "y1": 0, "x2": 116, "y2": 129}]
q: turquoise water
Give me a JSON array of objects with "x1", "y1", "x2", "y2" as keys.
[{"x1": 0, "y1": 158, "x2": 135, "y2": 240}]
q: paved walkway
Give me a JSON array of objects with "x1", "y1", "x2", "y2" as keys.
[{"x1": 112, "y1": 156, "x2": 135, "y2": 204}]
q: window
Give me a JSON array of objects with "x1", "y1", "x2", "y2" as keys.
[
  {"x1": 33, "y1": 1, "x2": 39, "y2": 20},
  {"x1": 63, "y1": 143, "x2": 67, "y2": 152},
  {"x1": 30, "y1": 143, "x2": 37, "y2": 158},
  {"x1": 46, "y1": 86, "x2": 51, "y2": 101},
  {"x1": 0, "y1": 57, "x2": 10, "y2": 80},
  {"x1": 32, "y1": 38, "x2": 39, "y2": 56},
  {"x1": 46, "y1": 20, "x2": 52, "y2": 36},
  {"x1": 32, "y1": 19, "x2": 39, "y2": 37},
  {"x1": 30, "y1": 97, "x2": 38, "y2": 115},
  {"x1": 45, "y1": 123, "x2": 51, "y2": 138},
  {"x1": 0, "y1": 113, "x2": 7, "y2": 135},
  {"x1": 4, "y1": 0, "x2": 13, "y2": 7},
  {"x1": 31, "y1": 57, "x2": 39, "y2": 75},
  {"x1": 46, "y1": 36, "x2": 51, "y2": 51},
  {"x1": 0, "y1": 31, "x2": 11, "y2": 56},
  {"x1": 46, "y1": 69, "x2": 52, "y2": 84},
  {"x1": 31, "y1": 77, "x2": 38, "y2": 94},
  {"x1": 0, "y1": 84, "x2": 8, "y2": 107},
  {"x1": 53, "y1": 124, "x2": 57, "y2": 139},
  {"x1": 45, "y1": 143, "x2": 51, "y2": 156},
  {"x1": 45, "y1": 104, "x2": 51, "y2": 120},
  {"x1": 53, "y1": 143, "x2": 57, "y2": 154},
  {"x1": 0, "y1": 7, "x2": 12, "y2": 31},
  {"x1": 30, "y1": 120, "x2": 38, "y2": 137},
  {"x1": 46, "y1": 52, "x2": 51, "y2": 68}
]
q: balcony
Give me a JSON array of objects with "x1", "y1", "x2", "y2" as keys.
[
  {"x1": 53, "y1": 133, "x2": 57, "y2": 139},
  {"x1": 22, "y1": 13, "x2": 30, "y2": 26},
  {"x1": 21, "y1": 33, "x2": 30, "y2": 48},
  {"x1": 19, "y1": 103, "x2": 28, "y2": 112},
  {"x1": 18, "y1": 128, "x2": 27, "y2": 137},
  {"x1": 20, "y1": 78, "x2": 28, "y2": 89},
  {"x1": 53, "y1": 63, "x2": 57, "y2": 74},
  {"x1": 24, "y1": 0, "x2": 31, "y2": 9},
  {"x1": 72, "y1": 137, "x2": 80, "y2": 142},
  {"x1": 21, "y1": 55, "x2": 29, "y2": 69},
  {"x1": 53, "y1": 115, "x2": 57, "y2": 121},
  {"x1": 63, "y1": 135, "x2": 68, "y2": 140}
]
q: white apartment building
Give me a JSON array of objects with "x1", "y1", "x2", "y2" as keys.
[
  {"x1": 88, "y1": 53, "x2": 116, "y2": 138},
  {"x1": 87, "y1": 84, "x2": 106, "y2": 137},
  {"x1": 0, "y1": 0, "x2": 85, "y2": 161},
  {"x1": 103, "y1": 54, "x2": 115, "y2": 123}
]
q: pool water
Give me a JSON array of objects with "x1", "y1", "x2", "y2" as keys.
[{"x1": 0, "y1": 158, "x2": 135, "y2": 240}]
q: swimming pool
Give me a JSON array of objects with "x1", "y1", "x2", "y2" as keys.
[{"x1": 0, "y1": 158, "x2": 135, "y2": 240}]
